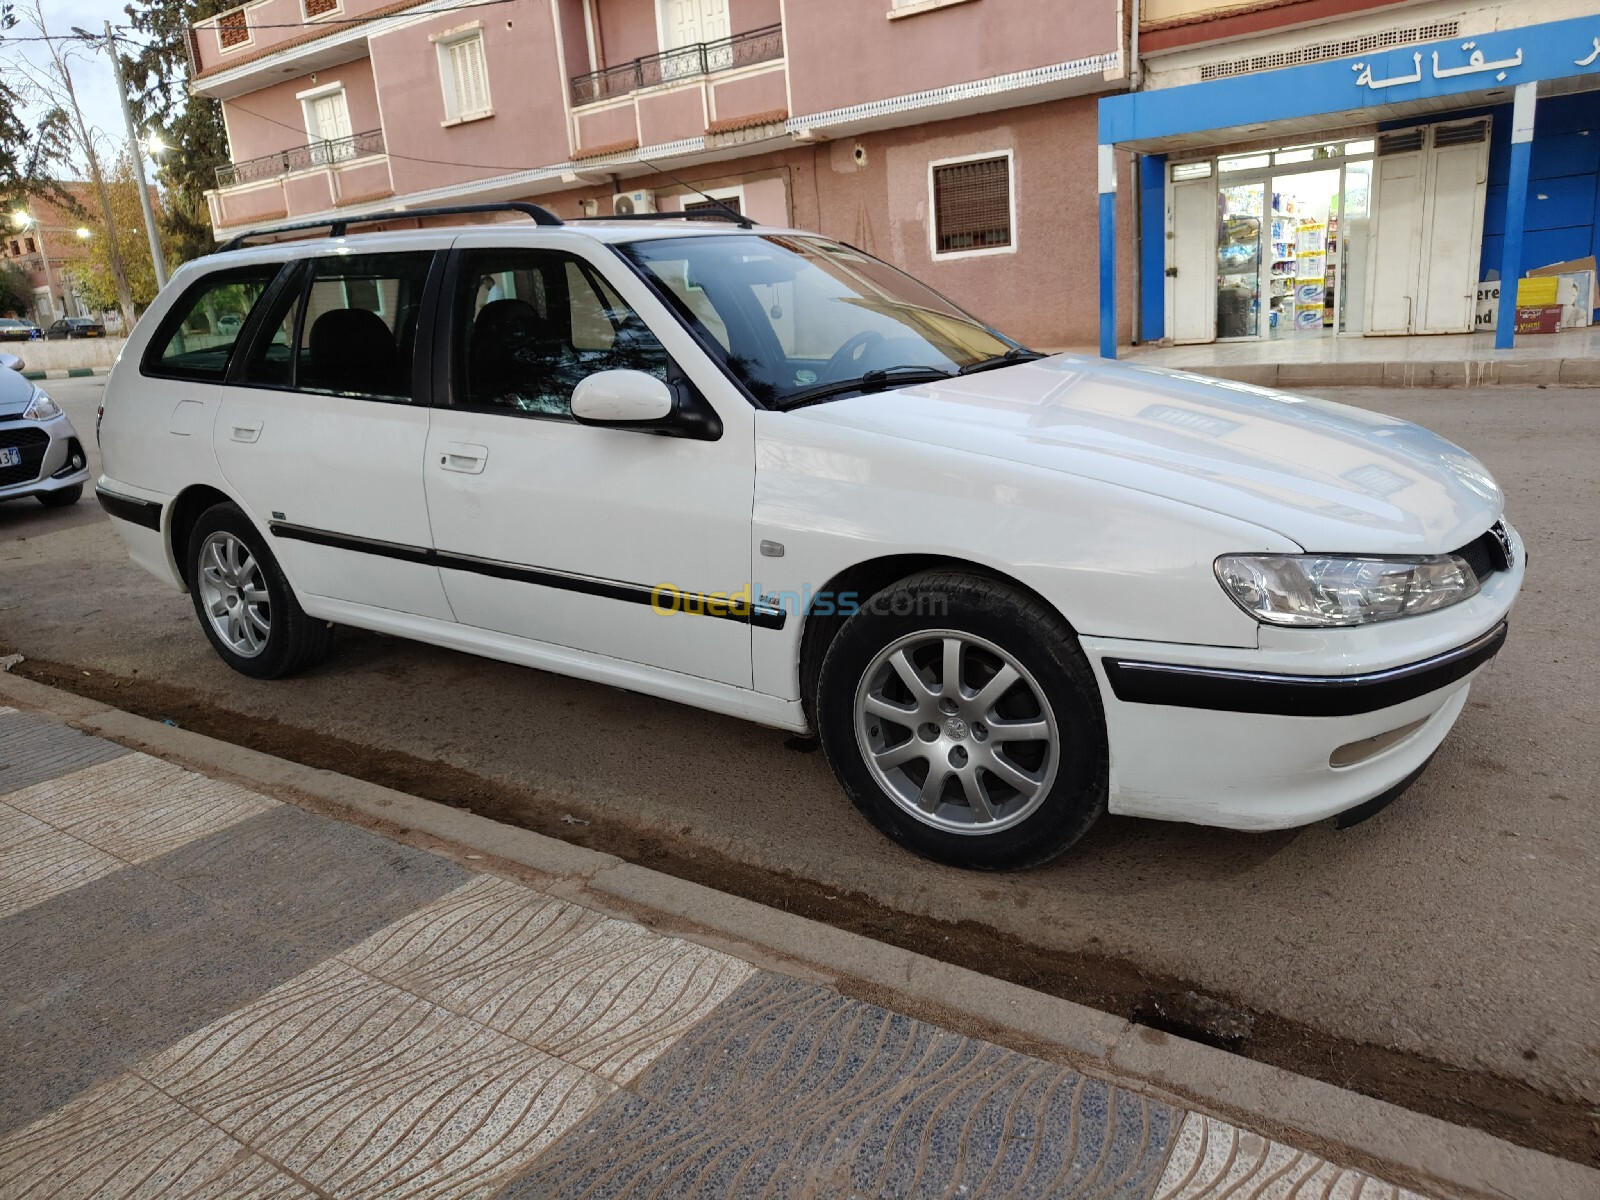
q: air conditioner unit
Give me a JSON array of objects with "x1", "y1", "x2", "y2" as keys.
[{"x1": 611, "y1": 189, "x2": 657, "y2": 216}]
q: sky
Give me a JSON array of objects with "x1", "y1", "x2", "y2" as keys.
[{"x1": 4, "y1": 0, "x2": 152, "y2": 178}]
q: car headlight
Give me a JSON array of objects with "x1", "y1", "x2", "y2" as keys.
[
  {"x1": 22, "y1": 387, "x2": 62, "y2": 422},
  {"x1": 1216, "y1": 553, "x2": 1480, "y2": 626}
]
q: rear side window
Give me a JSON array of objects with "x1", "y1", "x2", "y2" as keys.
[
  {"x1": 143, "y1": 266, "x2": 283, "y2": 381},
  {"x1": 239, "y1": 252, "x2": 434, "y2": 402}
]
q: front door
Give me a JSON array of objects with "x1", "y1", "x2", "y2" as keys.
[
  {"x1": 1169, "y1": 176, "x2": 1217, "y2": 344},
  {"x1": 215, "y1": 246, "x2": 453, "y2": 620},
  {"x1": 1365, "y1": 120, "x2": 1489, "y2": 335},
  {"x1": 421, "y1": 238, "x2": 754, "y2": 687}
]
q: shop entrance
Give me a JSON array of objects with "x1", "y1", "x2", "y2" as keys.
[{"x1": 1167, "y1": 119, "x2": 1488, "y2": 344}]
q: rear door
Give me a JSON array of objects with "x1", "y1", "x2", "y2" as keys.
[{"x1": 214, "y1": 242, "x2": 453, "y2": 620}]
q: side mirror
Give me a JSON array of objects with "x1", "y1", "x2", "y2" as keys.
[
  {"x1": 571, "y1": 369, "x2": 674, "y2": 425},
  {"x1": 0, "y1": 352, "x2": 23, "y2": 372}
]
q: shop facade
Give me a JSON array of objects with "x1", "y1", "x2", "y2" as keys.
[{"x1": 1098, "y1": 6, "x2": 1600, "y2": 357}]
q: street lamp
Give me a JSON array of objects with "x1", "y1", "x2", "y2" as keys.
[{"x1": 75, "y1": 228, "x2": 91, "y2": 240}]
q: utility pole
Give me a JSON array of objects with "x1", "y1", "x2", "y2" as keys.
[{"x1": 104, "y1": 20, "x2": 166, "y2": 291}]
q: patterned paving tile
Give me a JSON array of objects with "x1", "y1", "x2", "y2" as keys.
[
  {"x1": 0, "y1": 805, "x2": 468, "y2": 1137},
  {"x1": 340, "y1": 875, "x2": 757, "y2": 1083},
  {"x1": 1154, "y1": 1114, "x2": 1430, "y2": 1200},
  {"x1": 4, "y1": 753, "x2": 277, "y2": 864},
  {"x1": 141, "y1": 958, "x2": 616, "y2": 1200},
  {"x1": 0, "y1": 1073, "x2": 314, "y2": 1200},
  {"x1": 0, "y1": 709, "x2": 128, "y2": 796},
  {"x1": 498, "y1": 972, "x2": 1178, "y2": 1200},
  {"x1": 0, "y1": 820, "x2": 124, "y2": 919}
]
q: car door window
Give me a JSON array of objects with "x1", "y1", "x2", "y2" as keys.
[
  {"x1": 238, "y1": 252, "x2": 434, "y2": 401},
  {"x1": 455, "y1": 248, "x2": 669, "y2": 419}
]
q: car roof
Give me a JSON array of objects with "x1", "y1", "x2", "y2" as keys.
[{"x1": 197, "y1": 218, "x2": 801, "y2": 271}]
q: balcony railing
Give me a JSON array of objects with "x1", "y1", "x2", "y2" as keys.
[
  {"x1": 571, "y1": 24, "x2": 783, "y2": 107},
  {"x1": 215, "y1": 129, "x2": 385, "y2": 189}
]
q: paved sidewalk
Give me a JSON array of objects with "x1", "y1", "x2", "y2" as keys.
[{"x1": 1, "y1": 703, "x2": 1440, "y2": 1198}]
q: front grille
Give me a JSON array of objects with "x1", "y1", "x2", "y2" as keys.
[
  {"x1": 0, "y1": 425, "x2": 49, "y2": 488},
  {"x1": 1453, "y1": 522, "x2": 1512, "y2": 585}
]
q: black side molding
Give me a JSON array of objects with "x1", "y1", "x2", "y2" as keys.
[
  {"x1": 268, "y1": 521, "x2": 786, "y2": 630},
  {"x1": 1104, "y1": 621, "x2": 1508, "y2": 718},
  {"x1": 95, "y1": 487, "x2": 162, "y2": 531}
]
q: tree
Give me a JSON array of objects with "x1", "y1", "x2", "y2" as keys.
[
  {"x1": 121, "y1": 0, "x2": 233, "y2": 265},
  {"x1": 0, "y1": 60, "x2": 73, "y2": 217},
  {"x1": 0, "y1": 259, "x2": 31, "y2": 317},
  {"x1": 74, "y1": 155, "x2": 161, "y2": 314},
  {"x1": 2, "y1": 2, "x2": 137, "y2": 328}
]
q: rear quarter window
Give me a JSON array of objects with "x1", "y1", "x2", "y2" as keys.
[{"x1": 141, "y1": 264, "x2": 286, "y2": 381}]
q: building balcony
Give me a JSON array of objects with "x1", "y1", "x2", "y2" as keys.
[
  {"x1": 215, "y1": 129, "x2": 386, "y2": 189},
  {"x1": 571, "y1": 24, "x2": 784, "y2": 107},
  {"x1": 208, "y1": 129, "x2": 393, "y2": 234}
]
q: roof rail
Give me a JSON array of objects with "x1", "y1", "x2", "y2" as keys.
[
  {"x1": 217, "y1": 201, "x2": 564, "y2": 252},
  {"x1": 570, "y1": 209, "x2": 755, "y2": 230}
]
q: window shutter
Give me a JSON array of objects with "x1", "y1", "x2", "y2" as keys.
[
  {"x1": 932, "y1": 157, "x2": 1012, "y2": 253},
  {"x1": 447, "y1": 35, "x2": 489, "y2": 117}
]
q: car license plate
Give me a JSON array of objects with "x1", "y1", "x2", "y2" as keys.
[
  {"x1": 0, "y1": 447, "x2": 20, "y2": 468},
  {"x1": 86, "y1": 330, "x2": 101, "y2": 337}
]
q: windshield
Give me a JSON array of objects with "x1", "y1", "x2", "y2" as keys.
[{"x1": 618, "y1": 234, "x2": 1020, "y2": 406}]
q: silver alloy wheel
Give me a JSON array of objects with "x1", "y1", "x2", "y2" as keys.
[
  {"x1": 853, "y1": 630, "x2": 1059, "y2": 835},
  {"x1": 198, "y1": 530, "x2": 271, "y2": 658}
]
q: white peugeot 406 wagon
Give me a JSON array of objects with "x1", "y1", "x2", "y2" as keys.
[{"x1": 96, "y1": 204, "x2": 1521, "y2": 869}]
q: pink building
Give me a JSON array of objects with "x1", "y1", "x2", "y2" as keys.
[{"x1": 191, "y1": 0, "x2": 1129, "y2": 347}]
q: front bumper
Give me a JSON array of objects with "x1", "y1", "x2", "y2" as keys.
[
  {"x1": 1084, "y1": 525, "x2": 1523, "y2": 831},
  {"x1": 0, "y1": 415, "x2": 90, "y2": 501}
]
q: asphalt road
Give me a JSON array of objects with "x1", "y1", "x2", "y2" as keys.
[{"x1": 3, "y1": 376, "x2": 1597, "y2": 1149}]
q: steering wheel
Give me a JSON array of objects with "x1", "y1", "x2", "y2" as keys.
[{"x1": 821, "y1": 331, "x2": 885, "y2": 381}]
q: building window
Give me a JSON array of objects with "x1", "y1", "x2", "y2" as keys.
[
  {"x1": 436, "y1": 30, "x2": 492, "y2": 123},
  {"x1": 24, "y1": 237, "x2": 35, "y2": 254},
  {"x1": 930, "y1": 152, "x2": 1014, "y2": 257},
  {"x1": 303, "y1": 0, "x2": 341, "y2": 18}
]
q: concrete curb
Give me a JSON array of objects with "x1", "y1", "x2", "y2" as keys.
[
  {"x1": 1149, "y1": 356, "x2": 1600, "y2": 389},
  {"x1": 2, "y1": 670, "x2": 1595, "y2": 1200},
  {"x1": 20, "y1": 367, "x2": 111, "y2": 381}
]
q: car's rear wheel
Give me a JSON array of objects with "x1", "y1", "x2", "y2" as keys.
[
  {"x1": 187, "y1": 502, "x2": 332, "y2": 679},
  {"x1": 36, "y1": 484, "x2": 82, "y2": 508},
  {"x1": 816, "y1": 570, "x2": 1107, "y2": 870}
]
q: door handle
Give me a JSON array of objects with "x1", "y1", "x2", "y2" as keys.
[
  {"x1": 230, "y1": 420, "x2": 262, "y2": 444},
  {"x1": 439, "y1": 442, "x2": 488, "y2": 474}
]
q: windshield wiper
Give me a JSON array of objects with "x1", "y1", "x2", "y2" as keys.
[
  {"x1": 957, "y1": 347, "x2": 1046, "y2": 375},
  {"x1": 775, "y1": 365, "x2": 954, "y2": 411}
]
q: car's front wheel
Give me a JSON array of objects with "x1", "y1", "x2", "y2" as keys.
[
  {"x1": 816, "y1": 571, "x2": 1108, "y2": 870},
  {"x1": 187, "y1": 502, "x2": 333, "y2": 679}
]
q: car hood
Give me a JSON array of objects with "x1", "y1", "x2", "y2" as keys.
[
  {"x1": 0, "y1": 362, "x2": 36, "y2": 418},
  {"x1": 793, "y1": 355, "x2": 1503, "y2": 553}
]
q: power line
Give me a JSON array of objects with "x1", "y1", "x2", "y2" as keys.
[{"x1": 206, "y1": 0, "x2": 517, "y2": 32}]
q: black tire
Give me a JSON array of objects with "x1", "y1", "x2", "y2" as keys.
[
  {"x1": 37, "y1": 483, "x2": 82, "y2": 508},
  {"x1": 815, "y1": 570, "x2": 1107, "y2": 870},
  {"x1": 187, "y1": 501, "x2": 333, "y2": 680}
]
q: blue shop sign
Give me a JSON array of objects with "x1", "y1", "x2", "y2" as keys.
[{"x1": 1100, "y1": 15, "x2": 1600, "y2": 145}]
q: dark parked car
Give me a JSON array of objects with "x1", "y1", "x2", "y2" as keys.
[
  {"x1": 0, "y1": 318, "x2": 40, "y2": 341},
  {"x1": 44, "y1": 317, "x2": 106, "y2": 340}
]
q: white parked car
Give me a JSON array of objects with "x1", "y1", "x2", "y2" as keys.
[{"x1": 95, "y1": 205, "x2": 1521, "y2": 869}]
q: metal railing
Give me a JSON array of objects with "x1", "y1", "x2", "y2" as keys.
[
  {"x1": 571, "y1": 24, "x2": 783, "y2": 107},
  {"x1": 215, "y1": 129, "x2": 386, "y2": 189}
]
